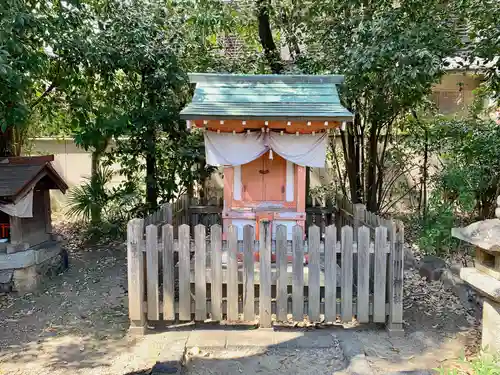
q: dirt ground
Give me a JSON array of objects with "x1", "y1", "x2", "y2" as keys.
[{"x1": 0, "y1": 223, "x2": 481, "y2": 375}]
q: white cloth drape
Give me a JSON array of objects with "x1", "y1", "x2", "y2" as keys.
[
  {"x1": 268, "y1": 133, "x2": 327, "y2": 168},
  {"x1": 204, "y1": 132, "x2": 267, "y2": 166},
  {"x1": 204, "y1": 131, "x2": 327, "y2": 168},
  {"x1": 0, "y1": 189, "x2": 34, "y2": 218}
]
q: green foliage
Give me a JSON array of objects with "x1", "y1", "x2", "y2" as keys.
[
  {"x1": 417, "y1": 198, "x2": 460, "y2": 256},
  {"x1": 436, "y1": 354, "x2": 500, "y2": 375},
  {"x1": 460, "y1": 0, "x2": 500, "y2": 101},
  {"x1": 67, "y1": 165, "x2": 143, "y2": 239},
  {"x1": 66, "y1": 166, "x2": 114, "y2": 221},
  {"x1": 410, "y1": 94, "x2": 500, "y2": 254},
  {"x1": 290, "y1": 0, "x2": 462, "y2": 211},
  {"x1": 433, "y1": 115, "x2": 500, "y2": 219}
]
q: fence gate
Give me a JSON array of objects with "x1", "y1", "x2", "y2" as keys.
[{"x1": 127, "y1": 219, "x2": 404, "y2": 335}]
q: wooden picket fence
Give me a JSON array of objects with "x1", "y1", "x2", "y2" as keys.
[{"x1": 127, "y1": 219, "x2": 404, "y2": 334}]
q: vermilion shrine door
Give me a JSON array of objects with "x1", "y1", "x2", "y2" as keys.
[
  {"x1": 242, "y1": 153, "x2": 286, "y2": 203},
  {"x1": 242, "y1": 156, "x2": 263, "y2": 202}
]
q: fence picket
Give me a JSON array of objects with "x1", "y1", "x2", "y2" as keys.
[
  {"x1": 388, "y1": 221, "x2": 404, "y2": 331},
  {"x1": 179, "y1": 224, "x2": 191, "y2": 321},
  {"x1": 195, "y1": 224, "x2": 207, "y2": 321},
  {"x1": 127, "y1": 218, "x2": 145, "y2": 330},
  {"x1": 146, "y1": 224, "x2": 159, "y2": 320},
  {"x1": 211, "y1": 224, "x2": 223, "y2": 321},
  {"x1": 259, "y1": 221, "x2": 272, "y2": 327},
  {"x1": 227, "y1": 225, "x2": 239, "y2": 321},
  {"x1": 374, "y1": 226, "x2": 388, "y2": 322},
  {"x1": 357, "y1": 226, "x2": 370, "y2": 323},
  {"x1": 243, "y1": 225, "x2": 255, "y2": 320},
  {"x1": 341, "y1": 226, "x2": 353, "y2": 322},
  {"x1": 324, "y1": 225, "x2": 337, "y2": 322},
  {"x1": 276, "y1": 225, "x2": 288, "y2": 322},
  {"x1": 308, "y1": 225, "x2": 321, "y2": 322},
  {"x1": 162, "y1": 224, "x2": 174, "y2": 320},
  {"x1": 292, "y1": 225, "x2": 304, "y2": 321}
]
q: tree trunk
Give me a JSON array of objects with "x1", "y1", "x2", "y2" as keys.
[
  {"x1": 366, "y1": 124, "x2": 378, "y2": 212},
  {"x1": 90, "y1": 150, "x2": 100, "y2": 225},
  {"x1": 145, "y1": 124, "x2": 158, "y2": 213},
  {"x1": 0, "y1": 127, "x2": 14, "y2": 157},
  {"x1": 89, "y1": 139, "x2": 109, "y2": 225},
  {"x1": 422, "y1": 125, "x2": 429, "y2": 220},
  {"x1": 256, "y1": 0, "x2": 283, "y2": 74}
]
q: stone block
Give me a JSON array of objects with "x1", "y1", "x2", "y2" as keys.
[
  {"x1": 0, "y1": 269, "x2": 13, "y2": 292},
  {"x1": 12, "y1": 265, "x2": 39, "y2": 293},
  {"x1": 6, "y1": 242, "x2": 29, "y2": 254},
  {"x1": 482, "y1": 299, "x2": 500, "y2": 353},
  {"x1": 419, "y1": 255, "x2": 446, "y2": 281},
  {"x1": 404, "y1": 246, "x2": 417, "y2": 270}
]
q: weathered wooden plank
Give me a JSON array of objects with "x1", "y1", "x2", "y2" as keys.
[
  {"x1": 243, "y1": 225, "x2": 255, "y2": 320},
  {"x1": 374, "y1": 226, "x2": 388, "y2": 323},
  {"x1": 357, "y1": 226, "x2": 370, "y2": 323},
  {"x1": 324, "y1": 225, "x2": 337, "y2": 322},
  {"x1": 194, "y1": 224, "x2": 207, "y2": 321},
  {"x1": 341, "y1": 226, "x2": 353, "y2": 322},
  {"x1": 127, "y1": 218, "x2": 145, "y2": 330},
  {"x1": 162, "y1": 203, "x2": 172, "y2": 224},
  {"x1": 227, "y1": 225, "x2": 239, "y2": 321},
  {"x1": 179, "y1": 224, "x2": 191, "y2": 321},
  {"x1": 292, "y1": 225, "x2": 304, "y2": 321},
  {"x1": 259, "y1": 221, "x2": 272, "y2": 327},
  {"x1": 276, "y1": 225, "x2": 288, "y2": 322},
  {"x1": 146, "y1": 224, "x2": 159, "y2": 320},
  {"x1": 162, "y1": 224, "x2": 174, "y2": 320},
  {"x1": 211, "y1": 224, "x2": 223, "y2": 321},
  {"x1": 308, "y1": 225, "x2": 321, "y2": 322},
  {"x1": 388, "y1": 221, "x2": 404, "y2": 329}
]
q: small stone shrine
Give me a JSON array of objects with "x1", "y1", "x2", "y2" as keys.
[
  {"x1": 452, "y1": 196, "x2": 500, "y2": 354},
  {"x1": 0, "y1": 156, "x2": 68, "y2": 292}
]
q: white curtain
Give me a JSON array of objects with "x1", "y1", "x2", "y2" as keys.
[
  {"x1": 0, "y1": 189, "x2": 34, "y2": 218},
  {"x1": 268, "y1": 132, "x2": 327, "y2": 168},
  {"x1": 204, "y1": 131, "x2": 327, "y2": 168},
  {"x1": 204, "y1": 131, "x2": 267, "y2": 166}
]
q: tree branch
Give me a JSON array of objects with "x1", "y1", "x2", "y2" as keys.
[{"x1": 30, "y1": 82, "x2": 57, "y2": 109}]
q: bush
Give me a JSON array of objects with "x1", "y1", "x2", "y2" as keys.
[{"x1": 66, "y1": 166, "x2": 143, "y2": 240}]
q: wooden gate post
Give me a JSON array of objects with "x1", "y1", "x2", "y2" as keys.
[
  {"x1": 387, "y1": 221, "x2": 404, "y2": 336},
  {"x1": 127, "y1": 218, "x2": 146, "y2": 335}
]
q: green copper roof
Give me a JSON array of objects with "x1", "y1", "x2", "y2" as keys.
[{"x1": 180, "y1": 73, "x2": 353, "y2": 121}]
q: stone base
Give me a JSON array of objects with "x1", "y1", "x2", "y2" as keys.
[
  {"x1": 128, "y1": 320, "x2": 147, "y2": 336},
  {"x1": 0, "y1": 242, "x2": 67, "y2": 293},
  {"x1": 386, "y1": 323, "x2": 405, "y2": 337},
  {"x1": 482, "y1": 299, "x2": 500, "y2": 354}
]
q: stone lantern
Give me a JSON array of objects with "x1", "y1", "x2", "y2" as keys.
[{"x1": 452, "y1": 196, "x2": 500, "y2": 353}]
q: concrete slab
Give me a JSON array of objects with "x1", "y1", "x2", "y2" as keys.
[
  {"x1": 274, "y1": 331, "x2": 338, "y2": 348},
  {"x1": 226, "y1": 329, "x2": 275, "y2": 348},
  {"x1": 186, "y1": 330, "x2": 227, "y2": 348}
]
